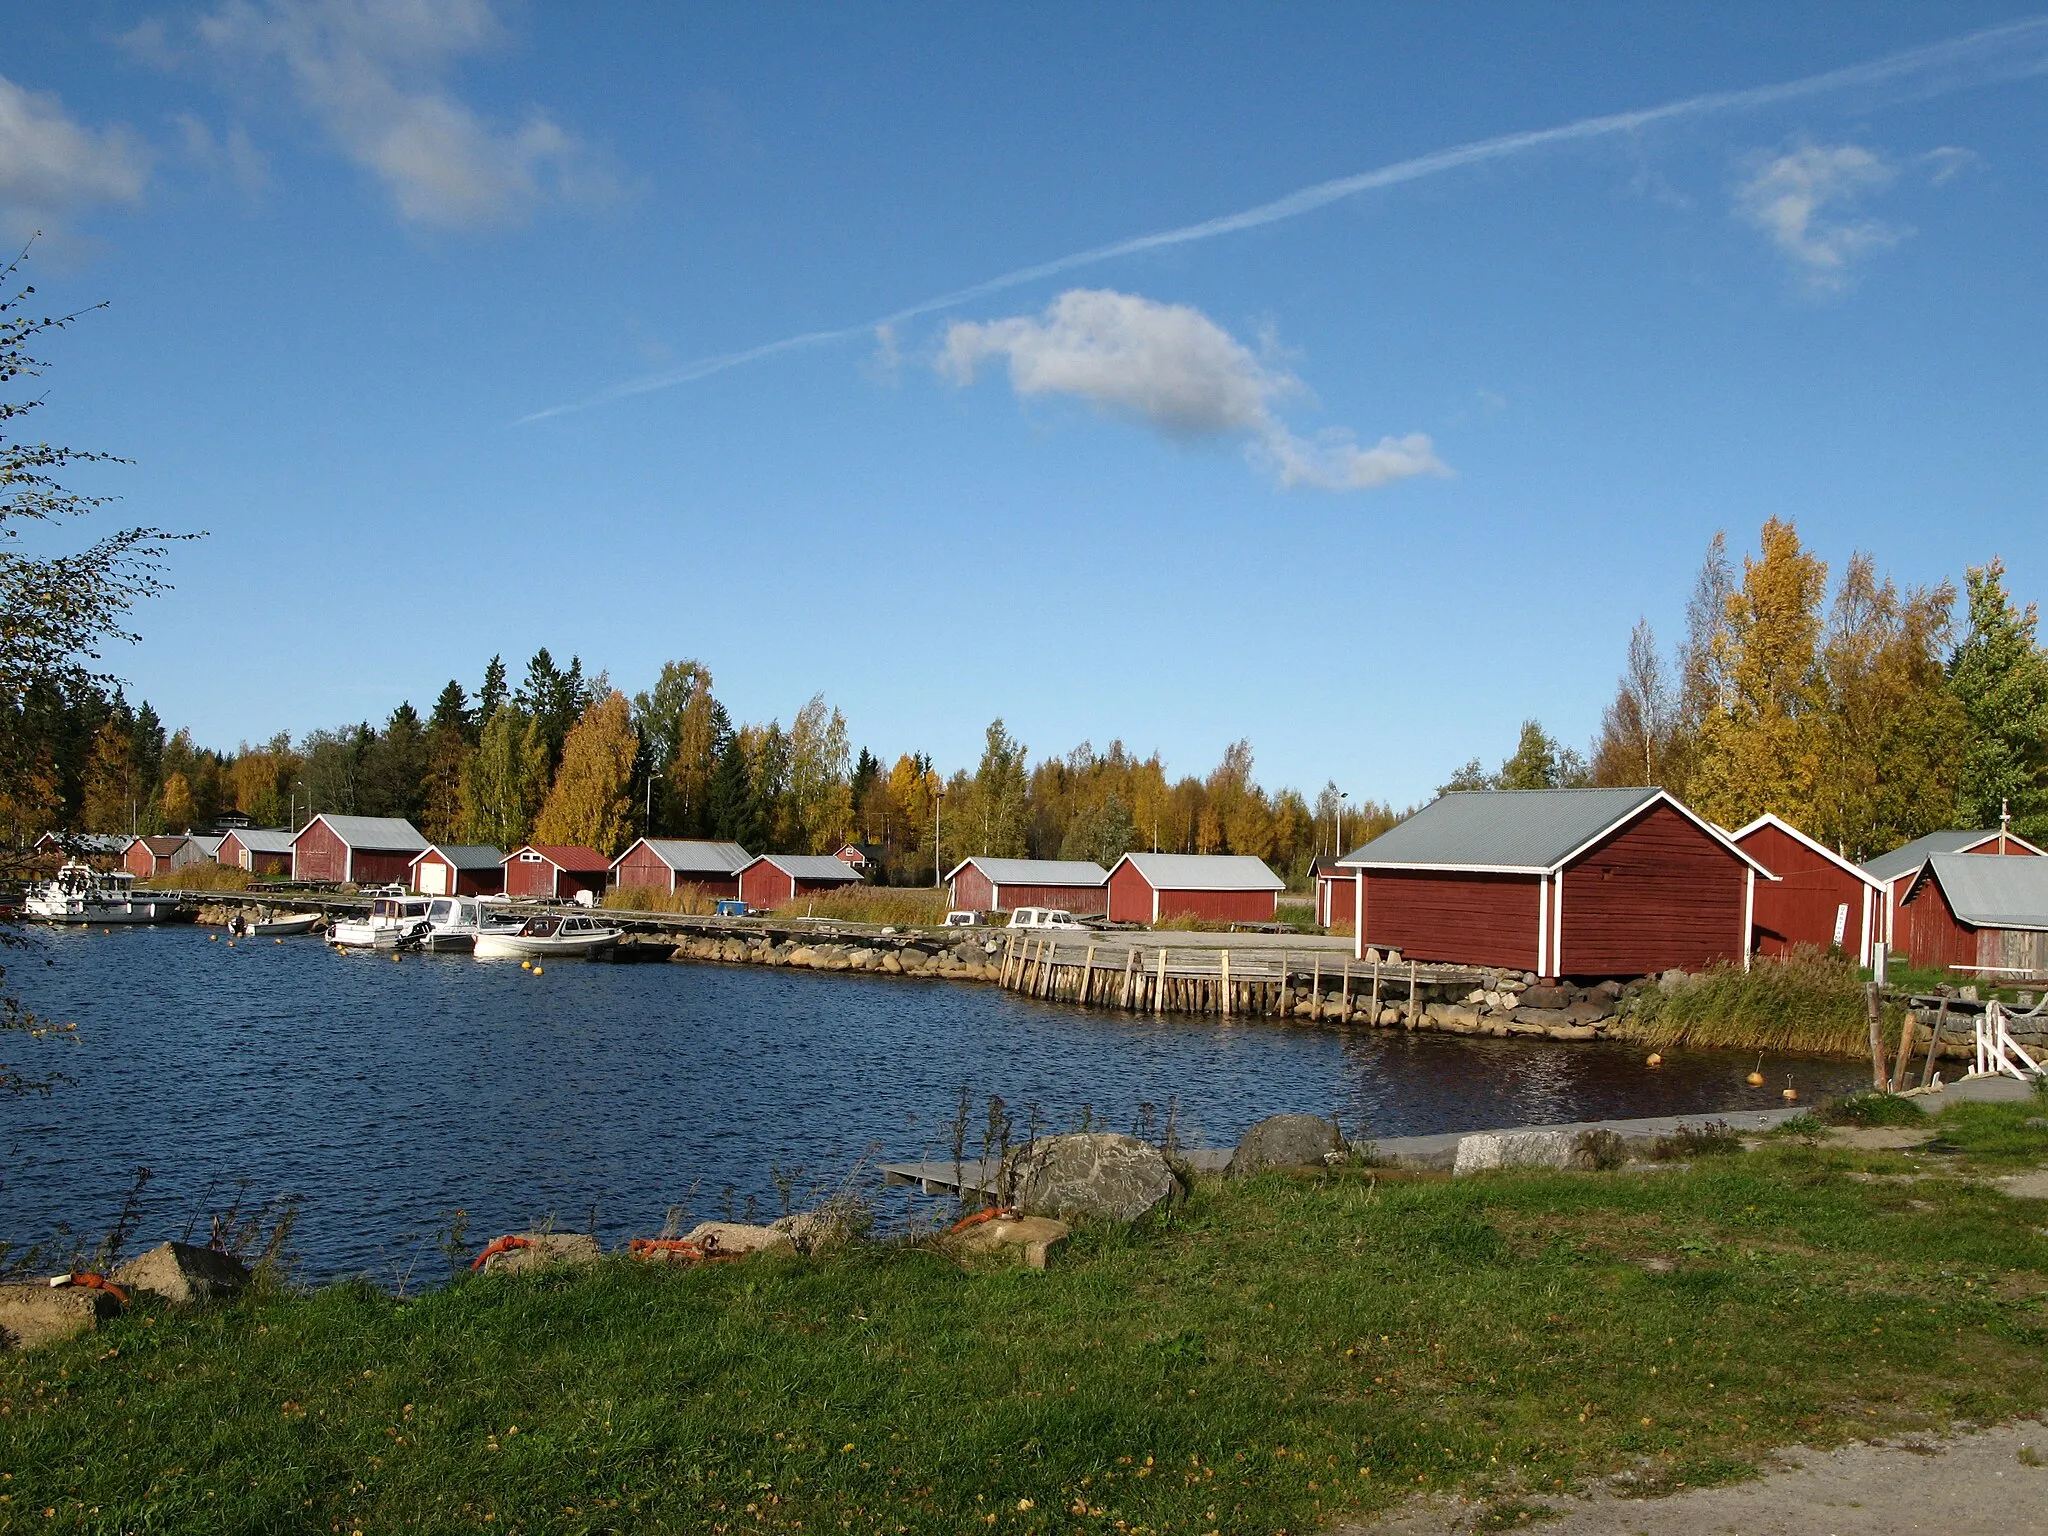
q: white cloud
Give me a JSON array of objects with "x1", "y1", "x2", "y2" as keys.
[
  {"x1": 939, "y1": 288, "x2": 1444, "y2": 492},
  {"x1": 0, "y1": 74, "x2": 151, "y2": 237},
  {"x1": 1735, "y1": 141, "x2": 1900, "y2": 285},
  {"x1": 187, "y1": 0, "x2": 613, "y2": 229}
]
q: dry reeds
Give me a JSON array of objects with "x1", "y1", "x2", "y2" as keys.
[
  {"x1": 603, "y1": 883, "x2": 720, "y2": 916},
  {"x1": 1613, "y1": 948, "x2": 1892, "y2": 1057},
  {"x1": 770, "y1": 886, "x2": 953, "y2": 927},
  {"x1": 141, "y1": 863, "x2": 253, "y2": 892}
]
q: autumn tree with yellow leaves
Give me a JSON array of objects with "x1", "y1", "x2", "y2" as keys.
[{"x1": 532, "y1": 691, "x2": 640, "y2": 855}]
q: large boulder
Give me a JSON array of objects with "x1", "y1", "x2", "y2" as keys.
[
  {"x1": 112, "y1": 1241, "x2": 249, "y2": 1305},
  {"x1": 943, "y1": 1213, "x2": 1072, "y2": 1270},
  {"x1": 671, "y1": 1222, "x2": 795, "y2": 1259},
  {"x1": 1228, "y1": 1113, "x2": 1345, "y2": 1177},
  {"x1": 1005, "y1": 1133, "x2": 1180, "y2": 1223},
  {"x1": 1519, "y1": 984, "x2": 1573, "y2": 1010},
  {"x1": 771, "y1": 1202, "x2": 868, "y2": 1255},
  {"x1": 0, "y1": 1282, "x2": 120, "y2": 1351},
  {"x1": 1453, "y1": 1129, "x2": 1628, "y2": 1176}
]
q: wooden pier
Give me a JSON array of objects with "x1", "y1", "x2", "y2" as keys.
[{"x1": 992, "y1": 931, "x2": 1490, "y2": 1020}]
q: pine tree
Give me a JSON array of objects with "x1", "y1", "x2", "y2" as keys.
[
  {"x1": 1949, "y1": 558, "x2": 2048, "y2": 836},
  {"x1": 363, "y1": 703, "x2": 428, "y2": 821},
  {"x1": 428, "y1": 681, "x2": 473, "y2": 739},
  {"x1": 532, "y1": 692, "x2": 639, "y2": 854},
  {"x1": 477, "y1": 655, "x2": 508, "y2": 722},
  {"x1": 706, "y1": 732, "x2": 755, "y2": 846}
]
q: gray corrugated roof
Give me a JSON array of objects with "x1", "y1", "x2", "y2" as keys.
[
  {"x1": 1337, "y1": 787, "x2": 1665, "y2": 871},
  {"x1": 757, "y1": 853, "x2": 865, "y2": 881},
  {"x1": 186, "y1": 835, "x2": 225, "y2": 856},
  {"x1": 232, "y1": 828, "x2": 297, "y2": 854},
  {"x1": 632, "y1": 839, "x2": 754, "y2": 875},
  {"x1": 1115, "y1": 853, "x2": 1284, "y2": 891},
  {"x1": 1864, "y1": 830, "x2": 2009, "y2": 884},
  {"x1": 300, "y1": 814, "x2": 429, "y2": 852},
  {"x1": 1920, "y1": 852, "x2": 2048, "y2": 929},
  {"x1": 420, "y1": 844, "x2": 504, "y2": 870},
  {"x1": 947, "y1": 857, "x2": 1109, "y2": 886}
]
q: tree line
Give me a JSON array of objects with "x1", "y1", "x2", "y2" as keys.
[{"x1": 1449, "y1": 518, "x2": 2048, "y2": 860}]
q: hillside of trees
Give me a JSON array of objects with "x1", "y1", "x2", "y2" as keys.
[{"x1": 5, "y1": 518, "x2": 2042, "y2": 881}]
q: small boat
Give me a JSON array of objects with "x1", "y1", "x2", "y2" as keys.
[
  {"x1": 251, "y1": 911, "x2": 322, "y2": 937},
  {"x1": 416, "y1": 897, "x2": 523, "y2": 953},
  {"x1": 24, "y1": 864, "x2": 184, "y2": 925},
  {"x1": 471, "y1": 912, "x2": 622, "y2": 960},
  {"x1": 326, "y1": 895, "x2": 435, "y2": 950}
]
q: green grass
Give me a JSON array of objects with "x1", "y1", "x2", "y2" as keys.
[
  {"x1": 6, "y1": 1106, "x2": 2048, "y2": 1533},
  {"x1": 1821, "y1": 1092, "x2": 1931, "y2": 1127},
  {"x1": 1616, "y1": 949, "x2": 1898, "y2": 1056}
]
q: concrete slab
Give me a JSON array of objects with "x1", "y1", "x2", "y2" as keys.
[
  {"x1": 1367, "y1": 1108, "x2": 1804, "y2": 1171},
  {"x1": 1906, "y1": 1074, "x2": 2044, "y2": 1111}
]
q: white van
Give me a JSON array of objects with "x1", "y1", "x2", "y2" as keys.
[{"x1": 1008, "y1": 907, "x2": 1087, "y2": 930}]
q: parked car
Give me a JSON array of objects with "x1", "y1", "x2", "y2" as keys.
[{"x1": 1008, "y1": 907, "x2": 1086, "y2": 930}]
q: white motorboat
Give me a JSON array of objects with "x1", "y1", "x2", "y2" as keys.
[
  {"x1": 250, "y1": 912, "x2": 321, "y2": 937},
  {"x1": 416, "y1": 896, "x2": 523, "y2": 953},
  {"x1": 24, "y1": 864, "x2": 184, "y2": 925},
  {"x1": 326, "y1": 894, "x2": 435, "y2": 950},
  {"x1": 471, "y1": 912, "x2": 622, "y2": 960}
]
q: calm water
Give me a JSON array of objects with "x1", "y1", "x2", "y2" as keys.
[{"x1": 3, "y1": 926, "x2": 1866, "y2": 1278}]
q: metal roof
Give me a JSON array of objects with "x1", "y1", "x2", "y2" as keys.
[
  {"x1": 518, "y1": 844, "x2": 612, "y2": 872},
  {"x1": 1917, "y1": 852, "x2": 2048, "y2": 930},
  {"x1": 297, "y1": 815, "x2": 429, "y2": 852},
  {"x1": 945, "y1": 856, "x2": 1109, "y2": 887},
  {"x1": 231, "y1": 828, "x2": 297, "y2": 854},
  {"x1": 37, "y1": 831, "x2": 133, "y2": 853},
  {"x1": 625, "y1": 838, "x2": 753, "y2": 875},
  {"x1": 1863, "y1": 829, "x2": 2042, "y2": 884},
  {"x1": 1111, "y1": 853, "x2": 1284, "y2": 891},
  {"x1": 186, "y1": 835, "x2": 225, "y2": 857},
  {"x1": 139, "y1": 836, "x2": 187, "y2": 855},
  {"x1": 753, "y1": 853, "x2": 865, "y2": 881},
  {"x1": 415, "y1": 844, "x2": 504, "y2": 870},
  {"x1": 1337, "y1": 786, "x2": 1680, "y2": 873}
]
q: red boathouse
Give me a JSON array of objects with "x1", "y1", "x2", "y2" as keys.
[
  {"x1": 1897, "y1": 853, "x2": 2048, "y2": 978},
  {"x1": 218, "y1": 828, "x2": 295, "y2": 875},
  {"x1": 1104, "y1": 853, "x2": 1284, "y2": 926},
  {"x1": 1335, "y1": 787, "x2": 1771, "y2": 979},
  {"x1": 736, "y1": 854, "x2": 864, "y2": 912},
  {"x1": 945, "y1": 857, "x2": 1109, "y2": 916},
  {"x1": 410, "y1": 844, "x2": 506, "y2": 896},
  {"x1": 609, "y1": 838, "x2": 752, "y2": 899},
  {"x1": 290, "y1": 815, "x2": 430, "y2": 886},
  {"x1": 1862, "y1": 828, "x2": 2045, "y2": 951},
  {"x1": 1730, "y1": 813, "x2": 1887, "y2": 968},
  {"x1": 503, "y1": 845, "x2": 611, "y2": 901}
]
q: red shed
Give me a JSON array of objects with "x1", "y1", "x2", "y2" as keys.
[
  {"x1": 503, "y1": 844, "x2": 611, "y2": 901},
  {"x1": 736, "y1": 853, "x2": 865, "y2": 912},
  {"x1": 1863, "y1": 828, "x2": 2045, "y2": 952},
  {"x1": 218, "y1": 828, "x2": 295, "y2": 875},
  {"x1": 1898, "y1": 853, "x2": 2048, "y2": 978},
  {"x1": 1104, "y1": 853, "x2": 1284, "y2": 925},
  {"x1": 1731, "y1": 813, "x2": 1886, "y2": 968},
  {"x1": 410, "y1": 844, "x2": 506, "y2": 896},
  {"x1": 123, "y1": 835, "x2": 190, "y2": 879},
  {"x1": 609, "y1": 838, "x2": 752, "y2": 898},
  {"x1": 1336, "y1": 787, "x2": 1771, "y2": 979},
  {"x1": 290, "y1": 815, "x2": 430, "y2": 886},
  {"x1": 945, "y1": 857, "x2": 1109, "y2": 916},
  {"x1": 1311, "y1": 856, "x2": 1357, "y2": 929}
]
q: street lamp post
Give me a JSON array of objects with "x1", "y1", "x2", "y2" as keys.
[
  {"x1": 1337, "y1": 790, "x2": 1348, "y2": 855},
  {"x1": 932, "y1": 783, "x2": 945, "y2": 889}
]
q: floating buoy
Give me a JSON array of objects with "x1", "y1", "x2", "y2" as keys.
[
  {"x1": 391, "y1": 954, "x2": 402, "y2": 964},
  {"x1": 210, "y1": 935, "x2": 218, "y2": 942},
  {"x1": 275, "y1": 938, "x2": 283, "y2": 945},
  {"x1": 1645, "y1": 1053, "x2": 1663, "y2": 1069},
  {"x1": 532, "y1": 965, "x2": 543, "y2": 976},
  {"x1": 1748, "y1": 1053, "x2": 1766, "y2": 1087},
  {"x1": 520, "y1": 960, "x2": 532, "y2": 971},
  {"x1": 1782, "y1": 1078, "x2": 1799, "y2": 1102},
  {"x1": 226, "y1": 941, "x2": 235, "y2": 948}
]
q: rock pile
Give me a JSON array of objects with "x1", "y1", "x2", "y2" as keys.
[
  {"x1": 1004, "y1": 1133, "x2": 1181, "y2": 1223},
  {"x1": 665, "y1": 932, "x2": 1004, "y2": 981},
  {"x1": 1284, "y1": 971, "x2": 1647, "y2": 1041}
]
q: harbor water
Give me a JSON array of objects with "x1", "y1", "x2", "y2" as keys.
[{"x1": 2, "y1": 925, "x2": 1869, "y2": 1279}]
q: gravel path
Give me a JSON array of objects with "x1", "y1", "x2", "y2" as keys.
[{"x1": 1332, "y1": 1417, "x2": 2048, "y2": 1536}]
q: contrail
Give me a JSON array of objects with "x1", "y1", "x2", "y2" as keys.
[{"x1": 519, "y1": 17, "x2": 2048, "y2": 424}]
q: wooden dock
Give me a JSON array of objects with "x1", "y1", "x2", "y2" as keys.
[{"x1": 992, "y1": 930, "x2": 1492, "y2": 1020}]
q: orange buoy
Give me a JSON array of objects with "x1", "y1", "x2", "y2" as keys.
[
  {"x1": 391, "y1": 953, "x2": 401, "y2": 963},
  {"x1": 1782, "y1": 1079, "x2": 1799, "y2": 1102},
  {"x1": 1747, "y1": 1070, "x2": 1766, "y2": 1087},
  {"x1": 1645, "y1": 1053, "x2": 1663, "y2": 1068}
]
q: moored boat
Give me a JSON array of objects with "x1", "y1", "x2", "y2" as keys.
[
  {"x1": 471, "y1": 912, "x2": 622, "y2": 960},
  {"x1": 251, "y1": 912, "x2": 322, "y2": 937},
  {"x1": 326, "y1": 895, "x2": 435, "y2": 950},
  {"x1": 24, "y1": 864, "x2": 184, "y2": 925},
  {"x1": 417, "y1": 896, "x2": 522, "y2": 953}
]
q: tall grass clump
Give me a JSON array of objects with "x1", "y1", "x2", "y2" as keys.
[
  {"x1": 140, "y1": 862, "x2": 252, "y2": 892},
  {"x1": 1616, "y1": 948, "x2": 1893, "y2": 1057},
  {"x1": 771, "y1": 886, "x2": 953, "y2": 927},
  {"x1": 603, "y1": 883, "x2": 719, "y2": 915}
]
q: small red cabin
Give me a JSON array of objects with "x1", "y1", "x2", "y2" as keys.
[
  {"x1": 1898, "y1": 853, "x2": 2048, "y2": 978},
  {"x1": 123, "y1": 835, "x2": 190, "y2": 879},
  {"x1": 1337, "y1": 787, "x2": 1770, "y2": 979},
  {"x1": 1104, "y1": 853, "x2": 1284, "y2": 925},
  {"x1": 218, "y1": 828, "x2": 295, "y2": 875},
  {"x1": 290, "y1": 815, "x2": 430, "y2": 886},
  {"x1": 736, "y1": 853, "x2": 864, "y2": 912},
  {"x1": 946, "y1": 856, "x2": 1108, "y2": 916},
  {"x1": 1863, "y1": 828, "x2": 2045, "y2": 951},
  {"x1": 609, "y1": 838, "x2": 752, "y2": 899},
  {"x1": 1731, "y1": 813, "x2": 1886, "y2": 968},
  {"x1": 503, "y1": 845, "x2": 611, "y2": 901},
  {"x1": 410, "y1": 844, "x2": 506, "y2": 896}
]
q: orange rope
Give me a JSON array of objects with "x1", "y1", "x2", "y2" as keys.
[
  {"x1": 469, "y1": 1234, "x2": 533, "y2": 1271},
  {"x1": 947, "y1": 1206, "x2": 1018, "y2": 1234},
  {"x1": 53, "y1": 1272, "x2": 129, "y2": 1306}
]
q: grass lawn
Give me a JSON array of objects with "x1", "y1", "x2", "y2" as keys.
[{"x1": 5, "y1": 1099, "x2": 2047, "y2": 1534}]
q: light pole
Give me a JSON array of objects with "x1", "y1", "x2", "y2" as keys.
[
  {"x1": 931, "y1": 782, "x2": 945, "y2": 889},
  {"x1": 1337, "y1": 790, "x2": 1348, "y2": 855}
]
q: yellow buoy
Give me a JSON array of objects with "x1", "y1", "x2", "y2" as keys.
[
  {"x1": 391, "y1": 954, "x2": 402, "y2": 964},
  {"x1": 520, "y1": 959, "x2": 531, "y2": 971},
  {"x1": 227, "y1": 940, "x2": 235, "y2": 948},
  {"x1": 532, "y1": 965, "x2": 543, "y2": 976},
  {"x1": 1645, "y1": 1053, "x2": 1663, "y2": 1068},
  {"x1": 275, "y1": 938, "x2": 283, "y2": 944},
  {"x1": 211, "y1": 934, "x2": 218, "y2": 942},
  {"x1": 1746, "y1": 1070, "x2": 1766, "y2": 1087},
  {"x1": 1782, "y1": 1081, "x2": 1799, "y2": 1102}
]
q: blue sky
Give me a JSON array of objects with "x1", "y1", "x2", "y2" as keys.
[{"x1": 7, "y1": 3, "x2": 2048, "y2": 805}]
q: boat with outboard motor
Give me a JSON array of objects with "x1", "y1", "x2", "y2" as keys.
[
  {"x1": 24, "y1": 864, "x2": 184, "y2": 925},
  {"x1": 470, "y1": 912, "x2": 622, "y2": 960},
  {"x1": 416, "y1": 896, "x2": 523, "y2": 953},
  {"x1": 326, "y1": 894, "x2": 436, "y2": 951}
]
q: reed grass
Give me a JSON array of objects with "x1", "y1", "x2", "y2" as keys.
[
  {"x1": 770, "y1": 885, "x2": 954, "y2": 926},
  {"x1": 602, "y1": 883, "x2": 720, "y2": 916},
  {"x1": 140, "y1": 862, "x2": 253, "y2": 892},
  {"x1": 1613, "y1": 948, "x2": 1897, "y2": 1057}
]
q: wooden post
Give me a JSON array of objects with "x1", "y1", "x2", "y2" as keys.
[
  {"x1": 1221, "y1": 950, "x2": 1231, "y2": 1017},
  {"x1": 1002, "y1": 930, "x2": 1017, "y2": 988},
  {"x1": 1121, "y1": 947, "x2": 1137, "y2": 1008},
  {"x1": 1340, "y1": 961, "x2": 1352, "y2": 1022},
  {"x1": 1371, "y1": 960, "x2": 1382, "y2": 1023},
  {"x1": 1081, "y1": 944, "x2": 1096, "y2": 1005},
  {"x1": 1921, "y1": 998, "x2": 1949, "y2": 1088},
  {"x1": 1311, "y1": 954, "x2": 1323, "y2": 1021},
  {"x1": 1889, "y1": 1010, "x2": 1916, "y2": 1094},
  {"x1": 1408, "y1": 961, "x2": 1418, "y2": 1029},
  {"x1": 1155, "y1": 947, "x2": 1167, "y2": 1016},
  {"x1": 1867, "y1": 981, "x2": 1886, "y2": 1090}
]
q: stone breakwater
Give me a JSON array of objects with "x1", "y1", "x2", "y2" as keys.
[{"x1": 638, "y1": 929, "x2": 1008, "y2": 983}]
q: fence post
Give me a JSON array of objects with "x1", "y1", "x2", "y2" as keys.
[{"x1": 1866, "y1": 981, "x2": 1886, "y2": 1090}]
